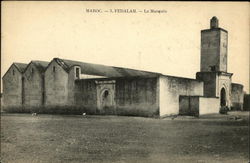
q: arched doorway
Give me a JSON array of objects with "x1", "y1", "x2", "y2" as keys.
[
  {"x1": 95, "y1": 80, "x2": 116, "y2": 114},
  {"x1": 220, "y1": 88, "x2": 226, "y2": 106},
  {"x1": 101, "y1": 89, "x2": 113, "y2": 109}
]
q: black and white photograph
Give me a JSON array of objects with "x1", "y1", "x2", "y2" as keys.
[{"x1": 1, "y1": 1, "x2": 249, "y2": 163}]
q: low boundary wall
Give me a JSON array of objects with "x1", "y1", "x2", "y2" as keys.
[{"x1": 179, "y1": 96, "x2": 219, "y2": 116}]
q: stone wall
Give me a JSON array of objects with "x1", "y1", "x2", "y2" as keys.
[
  {"x1": 200, "y1": 29, "x2": 227, "y2": 72},
  {"x1": 196, "y1": 72, "x2": 232, "y2": 107},
  {"x1": 219, "y1": 30, "x2": 228, "y2": 72},
  {"x1": 179, "y1": 96, "x2": 219, "y2": 116},
  {"x1": 115, "y1": 77, "x2": 158, "y2": 116},
  {"x1": 243, "y1": 94, "x2": 250, "y2": 111},
  {"x1": 217, "y1": 73, "x2": 232, "y2": 107},
  {"x1": 199, "y1": 97, "x2": 220, "y2": 115},
  {"x1": 44, "y1": 60, "x2": 69, "y2": 106},
  {"x1": 159, "y1": 75, "x2": 204, "y2": 116},
  {"x1": 230, "y1": 83, "x2": 244, "y2": 110},
  {"x1": 68, "y1": 66, "x2": 79, "y2": 105},
  {"x1": 196, "y1": 72, "x2": 217, "y2": 97},
  {"x1": 201, "y1": 30, "x2": 221, "y2": 72},
  {"x1": 74, "y1": 79, "x2": 97, "y2": 108},
  {"x1": 179, "y1": 96, "x2": 199, "y2": 116},
  {"x1": 23, "y1": 63, "x2": 44, "y2": 106},
  {"x1": 74, "y1": 77, "x2": 159, "y2": 116},
  {"x1": 2, "y1": 65, "x2": 23, "y2": 106}
]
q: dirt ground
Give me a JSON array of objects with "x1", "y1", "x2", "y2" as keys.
[{"x1": 1, "y1": 112, "x2": 249, "y2": 163}]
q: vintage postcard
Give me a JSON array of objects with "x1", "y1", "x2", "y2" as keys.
[{"x1": 1, "y1": 1, "x2": 249, "y2": 163}]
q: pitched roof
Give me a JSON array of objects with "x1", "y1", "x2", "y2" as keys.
[
  {"x1": 54, "y1": 58, "x2": 160, "y2": 78},
  {"x1": 13, "y1": 62, "x2": 28, "y2": 73},
  {"x1": 31, "y1": 61, "x2": 49, "y2": 73},
  {"x1": 2, "y1": 62, "x2": 28, "y2": 79}
]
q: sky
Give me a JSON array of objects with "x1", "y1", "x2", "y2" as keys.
[{"x1": 1, "y1": 2, "x2": 249, "y2": 92}]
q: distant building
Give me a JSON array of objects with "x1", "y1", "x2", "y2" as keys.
[
  {"x1": 2, "y1": 63, "x2": 27, "y2": 106},
  {"x1": 2, "y1": 17, "x2": 245, "y2": 116}
]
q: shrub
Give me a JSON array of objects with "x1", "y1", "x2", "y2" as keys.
[
  {"x1": 2, "y1": 105, "x2": 159, "y2": 117},
  {"x1": 219, "y1": 106, "x2": 229, "y2": 114},
  {"x1": 2, "y1": 105, "x2": 98, "y2": 115}
]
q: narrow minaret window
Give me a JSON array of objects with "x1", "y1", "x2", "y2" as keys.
[
  {"x1": 75, "y1": 67, "x2": 80, "y2": 79},
  {"x1": 210, "y1": 16, "x2": 219, "y2": 29}
]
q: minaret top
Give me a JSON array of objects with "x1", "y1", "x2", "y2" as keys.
[{"x1": 210, "y1": 16, "x2": 219, "y2": 29}]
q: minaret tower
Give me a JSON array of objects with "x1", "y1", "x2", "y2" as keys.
[
  {"x1": 196, "y1": 17, "x2": 233, "y2": 107},
  {"x1": 200, "y1": 16, "x2": 228, "y2": 72}
]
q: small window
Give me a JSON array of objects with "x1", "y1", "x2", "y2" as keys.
[
  {"x1": 87, "y1": 82, "x2": 92, "y2": 90},
  {"x1": 210, "y1": 66, "x2": 216, "y2": 72},
  {"x1": 31, "y1": 68, "x2": 34, "y2": 74},
  {"x1": 53, "y1": 66, "x2": 56, "y2": 72},
  {"x1": 75, "y1": 67, "x2": 80, "y2": 78},
  {"x1": 12, "y1": 69, "x2": 15, "y2": 75},
  {"x1": 104, "y1": 90, "x2": 109, "y2": 98}
]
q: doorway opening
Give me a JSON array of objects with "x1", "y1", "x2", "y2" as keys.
[
  {"x1": 220, "y1": 88, "x2": 226, "y2": 107},
  {"x1": 101, "y1": 89, "x2": 112, "y2": 109}
]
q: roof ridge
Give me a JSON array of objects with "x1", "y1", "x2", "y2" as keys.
[
  {"x1": 13, "y1": 62, "x2": 28, "y2": 73},
  {"x1": 27, "y1": 60, "x2": 50, "y2": 73},
  {"x1": 13, "y1": 62, "x2": 28, "y2": 65},
  {"x1": 54, "y1": 58, "x2": 70, "y2": 72},
  {"x1": 31, "y1": 60, "x2": 50, "y2": 63},
  {"x1": 58, "y1": 58, "x2": 160, "y2": 75}
]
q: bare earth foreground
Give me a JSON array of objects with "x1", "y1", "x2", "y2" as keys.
[{"x1": 1, "y1": 112, "x2": 249, "y2": 163}]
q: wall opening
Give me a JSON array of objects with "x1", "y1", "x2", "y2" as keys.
[
  {"x1": 96, "y1": 80, "x2": 116, "y2": 114},
  {"x1": 101, "y1": 89, "x2": 112, "y2": 109},
  {"x1": 220, "y1": 88, "x2": 226, "y2": 106},
  {"x1": 75, "y1": 67, "x2": 80, "y2": 79}
]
